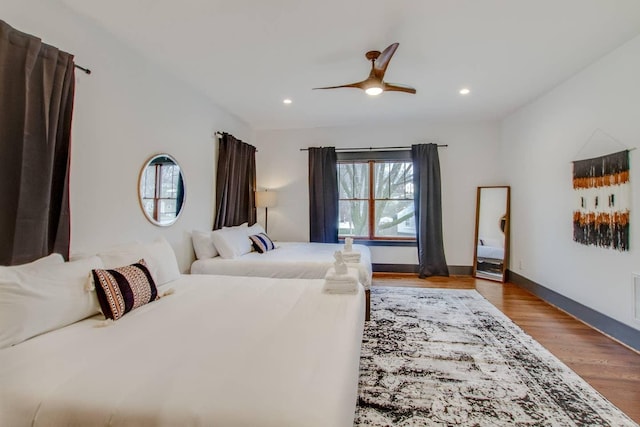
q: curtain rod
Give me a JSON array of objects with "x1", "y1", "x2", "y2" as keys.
[
  {"x1": 299, "y1": 144, "x2": 447, "y2": 152},
  {"x1": 74, "y1": 64, "x2": 91, "y2": 75},
  {"x1": 215, "y1": 132, "x2": 259, "y2": 151}
]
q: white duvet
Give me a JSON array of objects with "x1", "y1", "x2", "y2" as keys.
[
  {"x1": 191, "y1": 242, "x2": 373, "y2": 289},
  {"x1": 477, "y1": 245, "x2": 505, "y2": 261},
  {"x1": 0, "y1": 275, "x2": 365, "y2": 427}
]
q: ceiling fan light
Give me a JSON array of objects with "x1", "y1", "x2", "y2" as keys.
[{"x1": 365, "y1": 86, "x2": 383, "y2": 96}]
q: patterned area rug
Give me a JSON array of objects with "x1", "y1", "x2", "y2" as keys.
[{"x1": 355, "y1": 287, "x2": 637, "y2": 426}]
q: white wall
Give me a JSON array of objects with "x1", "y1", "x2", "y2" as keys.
[
  {"x1": 255, "y1": 121, "x2": 502, "y2": 266},
  {"x1": 502, "y1": 35, "x2": 640, "y2": 330},
  {"x1": 3, "y1": 0, "x2": 252, "y2": 272}
]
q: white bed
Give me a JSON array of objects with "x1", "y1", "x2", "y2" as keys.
[
  {"x1": 0, "y1": 274, "x2": 365, "y2": 427},
  {"x1": 192, "y1": 242, "x2": 373, "y2": 289},
  {"x1": 476, "y1": 244, "x2": 504, "y2": 262}
]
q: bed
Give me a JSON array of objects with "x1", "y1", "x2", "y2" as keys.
[
  {"x1": 0, "y1": 274, "x2": 365, "y2": 426},
  {"x1": 476, "y1": 244, "x2": 504, "y2": 262},
  {"x1": 192, "y1": 240, "x2": 373, "y2": 320},
  {"x1": 192, "y1": 241, "x2": 372, "y2": 288},
  {"x1": 1, "y1": 240, "x2": 366, "y2": 427},
  {"x1": 476, "y1": 239, "x2": 505, "y2": 278}
]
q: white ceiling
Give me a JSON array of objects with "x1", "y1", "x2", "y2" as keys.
[{"x1": 61, "y1": 0, "x2": 640, "y2": 130}]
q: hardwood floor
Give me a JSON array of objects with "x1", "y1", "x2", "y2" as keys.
[{"x1": 372, "y1": 273, "x2": 640, "y2": 423}]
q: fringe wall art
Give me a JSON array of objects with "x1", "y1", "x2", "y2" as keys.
[{"x1": 572, "y1": 150, "x2": 630, "y2": 250}]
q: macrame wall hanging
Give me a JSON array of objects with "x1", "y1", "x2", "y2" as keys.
[{"x1": 572, "y1": 130, "x2": 631, "y2": 251}]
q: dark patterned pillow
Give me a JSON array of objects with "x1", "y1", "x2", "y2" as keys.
[
  {"x1": 249, "y1": 233, "x2": 276, "y2": 254},
  {"x1": 92, "y1": 259, "x2": 158, "y2": 320}
]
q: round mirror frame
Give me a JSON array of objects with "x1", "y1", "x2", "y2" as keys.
[{"x1": 138, "y1": 153, "x2": 186, "y2": 227}]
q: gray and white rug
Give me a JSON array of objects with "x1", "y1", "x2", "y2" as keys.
[{"x1": 355, "y1": 287, "x2": 637, "y2": 426}]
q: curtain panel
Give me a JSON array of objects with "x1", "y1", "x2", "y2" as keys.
[
  {"x1": 213, "y1": 133, "x2": 256, "y2": 229},
  {"x1": 411, "y1": 144, "x2": 449, "y2": 277},
  {"x1": 0, "y1": 20, "x2": 74, "y2": 265},
  {"x1": 308, "y1": 147, "x2": 339, "y2": 243}
]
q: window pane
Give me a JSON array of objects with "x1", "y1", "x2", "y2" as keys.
[
  {"x1": 142, "y1": 199, "x2": 155, "y2": 219},
  {"x1": 141, "y1": 166, "x2": 156, "y2": 198},
  {"x1": 338, "y1": 163, "x2": 348, "y2": 198},
  {"x1": 339, "y1": 200, "x2": 369, "y2": 237},
  {"x1": 374, "y1": 161, "x2": 414, "y2": 199},
  {"x1": 338, "y1": 162, "x2": 368, "y2": 199},
  {"x1": 390, "y1": 162, "x2": 413, "y2": 199},
  {"x1": 374, "y1": 163, "x2": 390, "y2": 198},
  {"x1": 374, "y1": 200, "x2": 415, "y2": 237},
  {"x1": 159, "y1": 199, "x2": 177, "y2": 223},
  {"x1": 159, "y1": 165, "x2": 178, "y2": 199}
]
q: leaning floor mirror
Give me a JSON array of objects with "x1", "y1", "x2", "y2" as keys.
[{"x1": 473, "y1": 186, "x2": 510, "y2": 282}]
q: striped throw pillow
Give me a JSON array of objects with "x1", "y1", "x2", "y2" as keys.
[
  {"x1": 249, "y1": 233, "x2": 276, "y2": 254},
  {"x1": 92, "y1": 259, "x2": 158, "y2": 320}
]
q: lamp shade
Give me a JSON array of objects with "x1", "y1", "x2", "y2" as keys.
[{"x1": 255, "y1": 190, "x2": 277, "y2": 208}]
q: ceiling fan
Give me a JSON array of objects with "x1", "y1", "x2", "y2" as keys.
[{"x1": 313, "y1": 42, "x2": 416, "y2": 96}]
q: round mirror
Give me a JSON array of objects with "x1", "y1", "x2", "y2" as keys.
[{"x1": 138, "y1": 154, "x2": 185, "y2": 227}]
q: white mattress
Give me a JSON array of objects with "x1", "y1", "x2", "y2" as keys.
[
  {"x1": 0, "y1": 275, "x2": 365, "y2": 427},
  {"x1": 191, "y1": 242, "x2": 373, "y2": 289}
]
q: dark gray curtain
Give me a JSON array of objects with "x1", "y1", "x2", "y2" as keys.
[
  {"x1": 412, "y1": 144, "x2": 449, "y2": 277},
  {"x1": 213, "y1": 132, "x2": 256, "y2": 229},
  {"x1": 0, "y1": 21, "x2": 74, "y2": 265},
  {"x1": 309, "y1": 147, "x2": 338, "y2": 243}
]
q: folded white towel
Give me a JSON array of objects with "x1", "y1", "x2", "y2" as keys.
[
  {"x1": 324, "y1": 282, "x2": 358, "y2": 294},
  {"x1": 341, "y1": 250, "x2": 361, "y2": 263},
  {"x1": 325, "y1": 266, "x2": 359, "y2": 282},
  {"x1": 323, "y1": 267, "x2": 359, "y2": 294},
  {"x1": 344, "y1": 237, "x2": 353, "y2": 252}
]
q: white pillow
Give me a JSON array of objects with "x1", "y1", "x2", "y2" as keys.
[
  {"x1": 247, "y1": 223, "x2": 266, "y2": 236},
  {"x1": 98, "y1": 237, "x2": 180, "y2": 286},
  {"x1": 0, "y1": 256, "x2": 103, "y2": 349},
  {"x1": 223, "y1": 222, "x2": 248, "y2": 230},
  {"x1": 143, "y1": 237, "x2": 181, "y2": 285},
  {"x1": 0, "y1": 253, "x2": 64, "y2": 272},
  {"x1": 481, "y1": 237, "x2": 503, "y2": 248},
  {"x1": 211, "y1": 227, "x2": 252, "y2": 259},
  {"x1": 192, "y1": 230, "x2": 218, "y2": 259},
  {"x1": 98, "y1": 241, "x2": 147, "y2": 269}
]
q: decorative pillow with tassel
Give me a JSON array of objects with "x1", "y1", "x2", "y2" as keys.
[
  {"x1": 249, "y1": 233, "x2": 276, "y2": 254},
  {"x1": 92, "y1": 259, "x2": 158, "y2": 320}
]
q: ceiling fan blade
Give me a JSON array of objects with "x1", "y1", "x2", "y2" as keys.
[
  {"x1": 373, "y1": 42, "x2": 399, "y2": 79},
  {"x1": 313, "y1": 80, "x2": 367, "y2": 90},
  {"x1": 383, "y1": 83, "x2": 417, "y2": 94}
]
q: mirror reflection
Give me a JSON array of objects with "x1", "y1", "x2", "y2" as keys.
[
  {"x1": 138, "y1": 154, "x2": 185, "y2": 227},
  {"x1": 473, "y1": 186, "x2": 510, "y2": 282}
]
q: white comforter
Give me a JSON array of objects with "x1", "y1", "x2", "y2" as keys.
[
  {"x1": 477, "y1": 245, "x2": 505, "y2": 261},
  {"x1": 0, "y1": 275, "x2": 365, "y2": 427},
  {"x1": 191, "y1": 242, "x2": 373, "y2": 289}
]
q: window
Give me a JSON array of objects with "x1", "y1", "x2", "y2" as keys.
[
  {"x1": 338, "y1": 158, "x2": 415, "y2": 240},
  {"x1": 140, "y1": 158, "x2": 182, "y2": 224}
]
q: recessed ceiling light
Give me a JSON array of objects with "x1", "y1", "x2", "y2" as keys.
[
  {"x1": 459, "y1": 88, "x2": 470, "y2": 95},
  {"x1": 283, "y1": 99, "x2": 292, "y2": 104}
]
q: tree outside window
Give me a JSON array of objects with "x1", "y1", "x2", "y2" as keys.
[{"x1": 338, "y1": 160, "x2": 416, "y2": 240}]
